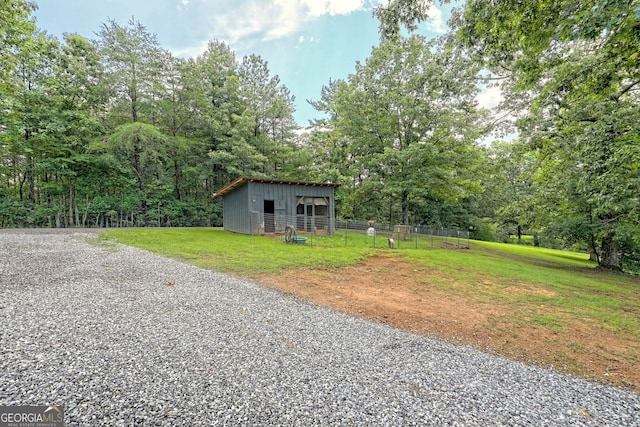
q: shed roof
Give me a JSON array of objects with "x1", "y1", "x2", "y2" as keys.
[{"x1": 213, "y1": 177, "x2": 340, "y2": 198}]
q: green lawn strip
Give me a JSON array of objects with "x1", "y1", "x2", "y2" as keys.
[
  {"x1": 402, "y1": 243, "x2": 640, "y2": 338},
  {"x1": 102, "y1": 228, "x2": 373, "y2": 278},
  {"x1": 471, "y1": 240, "x2": 593, "y2": 267}
]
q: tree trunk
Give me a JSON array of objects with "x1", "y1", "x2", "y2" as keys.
[
  {"x1": 68, "y1": 177, "x2": 74, "y2": 227},
  {"x1": 599, "y1": 231, "x2": 621, "y2": 270},
  {"x1": 401, "y1": 190, "x2": 409, "y2": 225},
  {"x1": 132, "y1": 135, "x2": 148, "y2": 226},
  {"x1": 174, "y1": 155, "x2": 182, "y2": 201},
  {"x1": 26, "y1": 156, "x2": 35, "y2": 208},
  {"x1": 589, "y1": 234, "x2": 600, "y2": 263}
]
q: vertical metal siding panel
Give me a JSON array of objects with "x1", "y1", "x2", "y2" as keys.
[
  {"x1": 241, "y1": 183, "x2": 252, "y2": 234},
  {"x1": 247, "y1": 182, "x2": 263, "y2": 234},
  {"x1": 223, "y1": 183, "x2": 250, "y2": 234},
  {"x1": 223, "y1": 181, "x2": 336, "y2": 235}
]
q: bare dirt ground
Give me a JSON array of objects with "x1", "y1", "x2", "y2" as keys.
[{"x1": 260, "y1": 255, "x2": 640, "y2": 392}]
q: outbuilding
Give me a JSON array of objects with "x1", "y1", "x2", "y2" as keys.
[{"x1": 214, "y1": 177, "x2": 339, "y2": 235}]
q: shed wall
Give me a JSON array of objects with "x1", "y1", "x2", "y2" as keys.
[
  {"x1": 248, "y1": 182, "x2": 335, "y2": 234},
  {"x1": 221, "y1": 181, "x2": 336, "y2": 235},
  {"x1": 222, "y1": 183, "x2": 251, "y2": 234}
]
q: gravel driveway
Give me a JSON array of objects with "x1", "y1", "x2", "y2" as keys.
[{"x1": 1, "y1": 229, "x2": 638, "y2": 426}]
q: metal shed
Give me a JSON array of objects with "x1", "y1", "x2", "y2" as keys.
[{"x1": 214, "y1": 177, "x2": 339, "y2": 235}]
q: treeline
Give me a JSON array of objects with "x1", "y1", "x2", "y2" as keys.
[
  {"x1": 2, "y1": 1, "x2": 639, "y2": 272},
  {"x1": 1, "y1": 4, "x2": 307, "y2": 228}
]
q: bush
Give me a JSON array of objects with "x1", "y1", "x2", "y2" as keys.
[
  {"x1": 617, "y1": 223, "x2": 640, "y2": 275},
  {"x1": 468, "y1": 218, "x2": 498, "y2": 242}
]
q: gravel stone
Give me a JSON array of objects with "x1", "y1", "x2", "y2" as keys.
[{"x1": 1, "y1": 229, "x2": 638, "y2": 426}]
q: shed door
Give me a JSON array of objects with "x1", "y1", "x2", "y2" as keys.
[
  {"x1": 264, "y1": 200, "x2": 275, "y2": 233},
  {"x1": 296, "y1": 196, "x2": 330, "y2": 233}
]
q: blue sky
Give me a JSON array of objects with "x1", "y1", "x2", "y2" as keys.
[{"x1": 33, "y1": 1, "x2": 497, "y2": 127}]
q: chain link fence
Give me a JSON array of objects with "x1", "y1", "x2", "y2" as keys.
[{"x1": 262, "y1": 213, "x2": 469, "y2": 249}]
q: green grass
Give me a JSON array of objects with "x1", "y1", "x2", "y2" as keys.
[
  {"x1": 102, "y1": 228, "x2": 374, "y2": 277},
  {"x1": 402, "y1": 241, "x2": 640, "y2": 337},
  {"x1": 102, "y1": 228, "x2": 640, "y2": 338}
]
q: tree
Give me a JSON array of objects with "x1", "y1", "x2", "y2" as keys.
[
  {"x1": 323, "y1": 35, "x2": 486, "y2": 224},
  {"x1": 482, "y1": 141, "x2": 537, "y2": 243},
  {"x1": 97, "y1": 17, "x2": 165, "y2": 125},
  {"x1": 152, "y1": 51, "x2": 204, "y2": 201},
  {"x1": 3, "y1": 30, "x2": 59, "y2": 209},
  {"x1": 0, "y1": 0, "x2": 38, "y2": 210},
  {"x1": 0, "y1": 0, "x2": 37, "y2": 84},
  {"x1": 457, "y1": 0, "x2": 640, "y2": 270},
  {"x1": 48, "y1": 33, "x2": 106, "y2": 226},
  {"x1": 193, "y1": 41, "x2": 267, "y2": 189},
  {"x1": 97, "y1": 18, "x2": 169, "y2": 224},
  {"x1": 373, "y1": 0, "x2": 434, "y2": 42},
  {"x1": 107, "y1": 122, "x2": 168, "y2": 226},
  {"x1": 237, "y1": 54, "x2": 301, "y2": 178}
]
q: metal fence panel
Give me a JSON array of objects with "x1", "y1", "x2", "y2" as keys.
[{"x1": 258, "y1": 214, "x2": 469, "y2": 250}]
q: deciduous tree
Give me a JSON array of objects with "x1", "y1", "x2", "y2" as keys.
[
  {"x1": 324, "y1": 35, "x2": 486, "y2": 224},
  {"x1": 457, "y1": 0, "x2": 640, "y2": 270}
]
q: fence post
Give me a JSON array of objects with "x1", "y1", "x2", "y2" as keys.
[
  {"x1": 373, "y1": 224, "x2": 376, "y2": 249},
  {"x1": 344, "y1": 221, "x2": 348, "y2": 247}
]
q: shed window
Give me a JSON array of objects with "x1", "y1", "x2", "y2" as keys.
[{"x1": 315, "y1": 204, "x2": 328, "y2": 216}]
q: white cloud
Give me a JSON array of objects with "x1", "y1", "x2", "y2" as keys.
[
  {"x1": 179, "y1": 0, "x2": 445, "y2": 59},
  {"x1": 298, "y1": 35, "x2": 305, "y2": 43},
  {"x1": 171, "y1": 39, "x2": 212, "y2": 59},
  {"x1": 302, "y1": 0, "x2": 365, "y2": 16},
  {"x1": 477, "y1": 85, "x2": 503, "y2": 110},
  {"x1": 199, "y1": 0, "x2": 368, "y2": 45},
  {"x1": 424, "y1": 4, "x2": 446, "y2": 34}
]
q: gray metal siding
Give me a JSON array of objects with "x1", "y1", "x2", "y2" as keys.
[
  {"x1": 222, "y1": 183, "x2": 251, "y2": 234},
  {"x1": 249, "y1": 182, "x2": 334, "y2": 215},
  {"x1": 222, "y1": 181, "x2": 336, "y2": 235},
  {"x1": 249, "y1": 182, "x2": 335, "y2": 234}
]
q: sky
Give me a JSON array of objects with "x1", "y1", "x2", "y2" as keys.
[{"x1": 32, "y1": 0, "x2": 500, "y2": 127}]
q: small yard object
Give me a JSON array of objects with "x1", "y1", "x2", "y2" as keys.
[{"x1": 284, "y1": 225, "x2": 307, "y2": 245}]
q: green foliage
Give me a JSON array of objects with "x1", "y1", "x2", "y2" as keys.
[
  {"x1": 0, "y1": 0, "x2": 37, "y2": 84},
  {"x1": 456, "y1": 0, "x2": 640, "y2": 271},
  {"x1": 373, "y1": 0, "x2": 434, "y2": 42},
  {"x1": 3, "y1": 0, "x2": 638, "y2": 283},
  {"x1": 468, "y1": 217, "x2": 499, "y2": 242},
  {"x1": 310, "y1": 35, "x2": 487, "y2": 226},
  {"x1": 1, "y1": 11, "x2": 308, "y2": 229},
  {"x1": 616, "y1": 223, "x2": 640, "y2": 275}
]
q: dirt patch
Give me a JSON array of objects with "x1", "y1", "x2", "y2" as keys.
[{"x1": 260, "y1": 255, "x2": 640, "y2": 392}]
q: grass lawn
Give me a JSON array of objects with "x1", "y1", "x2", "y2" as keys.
[
  {"x1": 103, "y1": 227, "x2": 639, "y2": 337},
  {"x1": 406, "y1": 241, "x2": 639, "y2": 336},
  {"x1": 102, "y1": 228, "x2": 374, "y2": 277},
  {"x1": 103, "y1": 228, "x2": 640, "y2": 389}
]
